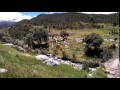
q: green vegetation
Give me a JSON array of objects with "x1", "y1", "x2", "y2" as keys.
[
  {"x1": 0, "y1": 12, "x2": 119, "y2": 78},
  {"x1": 60, "y1": 31, "x2": 69, "y2": 41},
  {"x1": 0, "y1": 45, "x2": 88, "y2": 78},
  {"x1": 100, "y1": 49, "x2": 113, "y2": 62},
  {"x1": 91, "y1": 68, "x2": 107, "y2": 78}
]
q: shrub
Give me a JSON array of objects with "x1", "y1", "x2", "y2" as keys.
[
  {"x1": 84, "y1": 33, "x2": 104, "y2": 48},
  {"x1": 72, "y1": 54, "x2": 77, "y2": 61},
  {"x1": 0, "y1": 36, "x2": 6, "y2": 42},
  {"x1": 83, "y1": 33, "x2": 104, "y2": 58},
  {"x1": 61, "y1": 50, "x2": 70, "y2": 60},
  {"x1": 25, "y1": 48, "x2": 33, "y2": 54},
  {"x1": 82, "y1": 59, "x2": 100, "y2": 70},
  {"x1": 91, "y1": 68, "x2": 107, "y2": 78},
  {"x1": 25, "y1": 33, "x2": 33, "y2": 48},
  {"x1": 84, "y1": 46, "x2": 103, "y2": 57},
  {"x1": 41, "y1": 49, "x2": 49, "y2": 55},
  {"x1": 60, "y1": 31, "x2": 69, "y2": 41},
  {"x1": 109, "y1": 44, "x2": 117, "y2": 49},
  {"x1": 100, "y1": 49, "x2": 113, "y2": 62},
  {"x1": 33, "y1": 29, "x2": 48, "y2": 45}
]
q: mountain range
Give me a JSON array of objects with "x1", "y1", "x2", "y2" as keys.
[
  {"x1": 0, "y1": 12, "x2": 119, "y2": 29},
  {"x1": 14, "y1": 12, "x2": 119, "y2": 29},
  {"x1": 0, "y1": 20, "x2": 16, "y2": 29}
]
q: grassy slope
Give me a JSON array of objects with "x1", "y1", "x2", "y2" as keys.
[{"x1": 0, "y1": 45, "x2": 88, "y2": 78}]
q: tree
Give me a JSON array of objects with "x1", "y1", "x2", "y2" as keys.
[
  {"x1": 9, "y1": 24, "x2": 31, "y2": 39},
  {"x1": 33, "y1": 29, "x2": 48, "y2": 45},
  {"x1": 25, "y1": 33, "x2": 33, "y2": 48},
  {"x1": 89, "y1": 16, "x2": 96, "y2": 24},
  {"x1": 83, "y1": 33, "x2": 104, "y2": 57},
  {"x1": 84, "y1": 33, "x2": 104, "y2": 48},
  {"x1": 60, "y1": 31, "x2": 69, "y2": 41}
]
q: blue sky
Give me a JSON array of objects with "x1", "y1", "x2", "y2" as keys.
[
  {"x1": 21, "y1": 12, "x2": 65, "y2": 17},
  {"x1": 0, "y1": 12, "x2": 117, "y2": 22},
  {"x1": 21, "y1": 12, "x2": 48, "y2": 17}
]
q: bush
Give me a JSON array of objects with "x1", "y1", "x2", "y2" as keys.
[
  {"x1": 83, "y1": 33, "x2": 104, "y2": 58},
  {"x1": 84, "y1": 33, "x2": 104, "y2": 48},
  {"x1": 25, "y1": 48, "x2": 39, "y2": 55},
  {"x1": 60, "y1": 31, "x2": 69, "y2": 41},
  {"x1": 100, "y1": 49, "x2": 113, "y2": 62},
  {"x1": 84, "y1": 46, "x2": 103, "y2": 57},
  {"x1": 82, "y1": 59, "x2": 100, "y2": 70},
  {"x1": 0, "y1": 36, "x2": 6, "y2": 42},
  {"x1": 72, "y1": 54, "x2": 77, "y2": 61},
  {"x1": 33, "y1": 29, "x2": 48, "y2": 44},
  {"x1": 109, "y1": 44, "x2": 117, "y2": 49},
  {"x1": 25, "y1": 33, "x2": 33, "y2": 48},
  {"x1": 91, "y1": 68, "x2": 107, "y2": 78},
  {"x1": 61, "y1": 50, "x2": 70, "y2": 60}
]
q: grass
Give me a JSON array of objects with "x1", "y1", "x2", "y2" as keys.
[
  {"x1": 90, "y1": 68, "x2": 107, "y2": 78},
  {"x1": 49, "y1": 26, "x2": 119, "y2": 39},
  {"x1": 0, "y1": 45, "x2": 88, "y2": 78}
]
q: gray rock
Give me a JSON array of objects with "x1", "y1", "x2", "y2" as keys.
[
  {"x1": 35, "y1": 55, "x2": 49, "y2": 60},
  {"x1": 17, "y1": 46, "x2": 25, "y2": 51},
  {"x1": 43, "y1": 59, "x2": 60, "y2": 66}
]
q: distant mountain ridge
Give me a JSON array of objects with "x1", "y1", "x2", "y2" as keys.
[
  {"x1": 12, "y1": 12, "x2": 119, "y2": 30},
  {"x1": 0, "y1": 20, "x2": 16, "y2": 29}
]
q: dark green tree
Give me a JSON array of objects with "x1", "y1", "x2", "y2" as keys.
[
  {"x1": 33, "y1": 29, "x2": 48, "y2": 45},
  {"x1": 84, "y1": 33, "x2": 104, "y2": 48},
  {"x1": 83, "y1": 33, "x2": 104, "y2": 57},
  {"x1": 25, "y1": 33, "x2": 33, "y2": 48}
]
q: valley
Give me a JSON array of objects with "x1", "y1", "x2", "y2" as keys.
[{"x1": 0, "y1": 12, "x2": 119, "y2": 78}]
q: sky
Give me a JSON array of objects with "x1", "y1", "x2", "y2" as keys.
[{"x1": 0, "y1": 12, "x2": 117, "y2": 22}]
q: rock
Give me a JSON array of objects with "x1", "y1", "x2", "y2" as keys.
[
  {"x1": 0, "y1": 69, "x2": 7, "y2": 73},
  {"x1": 88, "y1": 73, "x2": 93, "y2": 77},
  {"x1": 17, "y1": 46, "x2": 25, "y2": 51},
  {"x1": 43, "y1": 59, "x2": 60, "y2": 66},
  {"x1": 35, "y1": 55, "x2": 49, "y2": 60},
  {"x1": 62, "y1": 61, "x2": 71, "y2": 65},
  {"x1": 2, "y1": 43, "x2": 13, "y2": 46},
  {"x1": 89, "y1": 68, "x2": 97, "y2": 71},
  {"x1": 73, "y1": 64, "x2": 82, "y2": 69}
]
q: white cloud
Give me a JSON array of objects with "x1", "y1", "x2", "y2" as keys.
[
  {"x1": 0, "y1": 12, "x2": 32, "y2": 22},
  {"x1": 47, "y1": 12, "x2": 65, "y2": 14},
  {"x1": 47, "y1": 12, "x2": 55, "y2": 14},
  {"x1": 81, "y1": 12, "x2": 117, "y2": 14}
]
